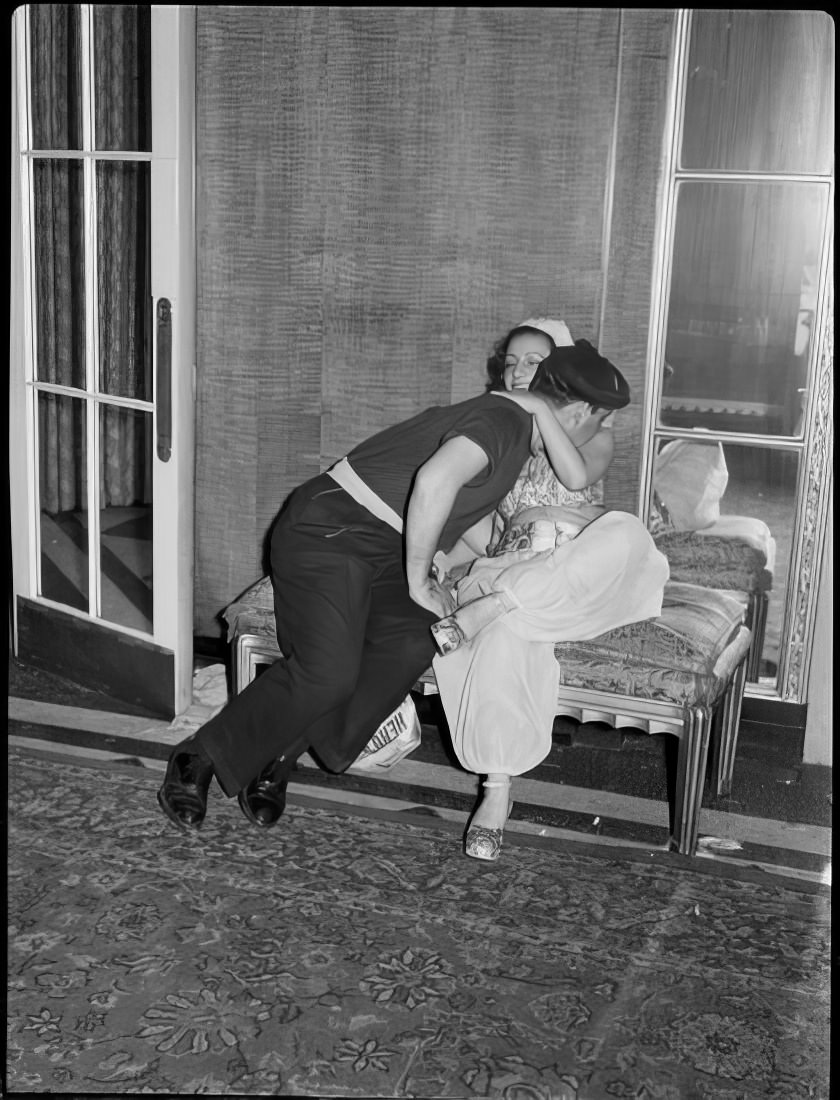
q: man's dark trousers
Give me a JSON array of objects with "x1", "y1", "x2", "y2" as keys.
[{"x1": 198, "y1": 474, "x2": 438, "y2": 796}]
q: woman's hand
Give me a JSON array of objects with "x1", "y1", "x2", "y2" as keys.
[{"x1": 409, "y1": 576, "x2": 457, "y2": 618}]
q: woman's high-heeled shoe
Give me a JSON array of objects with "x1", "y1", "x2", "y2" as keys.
[{"x1": 464, "y1": 779, "x2": 513, "y2": 862}]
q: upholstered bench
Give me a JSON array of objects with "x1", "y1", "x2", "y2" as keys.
[
  {"x1": 223, "y1": 576, "x2": 288, "y2": 695},
  {"x1": 222, "y1": 575, "x2": 751, "y2": 856},
  {"x1": 220, "y1": 576, "x2": 747, "y2": 858}
]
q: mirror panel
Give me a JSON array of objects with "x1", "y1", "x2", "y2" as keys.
[
  {"x1": 662, "y1": 181, "x2": 829, "y2": 438},
  {"x1": 683, "y1": 10, "x2": 834, "y2": 175}
]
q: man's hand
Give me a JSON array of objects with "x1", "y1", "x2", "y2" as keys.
[{"x1": 408, "y1": 576, "x2": 457, "y2": 618}]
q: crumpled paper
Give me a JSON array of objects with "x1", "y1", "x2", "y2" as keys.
[{"x1": 166, "y1": 663, "x2": 229, "y2": 735}]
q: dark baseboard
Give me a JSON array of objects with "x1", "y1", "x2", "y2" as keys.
[
  {"x1": 193, "y1": 634, "x2": 228, "y2": 663},
  {"x1": 16, "y1": 597, "x2": 175, "y2": 718},
  {"x1": 740, "y1": 696, "x2": 807, "y2": 763},
  {"x1": 742, "y1": 694, "x2": 807, "y2": 731}
]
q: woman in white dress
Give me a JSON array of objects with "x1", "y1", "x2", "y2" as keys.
[{"x1": 431, "y1": 322, "x2": 669, "y2": 861}]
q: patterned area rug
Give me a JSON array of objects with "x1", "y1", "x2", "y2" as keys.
[{"x1": 7, "y1": 748, "x2": 829, "y2": 1098}]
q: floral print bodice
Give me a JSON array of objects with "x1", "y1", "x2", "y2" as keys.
[{"x1": 497, "y1": 449, "x2": 604, "y2": 526}]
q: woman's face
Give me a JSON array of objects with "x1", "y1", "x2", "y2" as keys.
[{"x1": 503, "y1": 331, "x2": 553, "y2": 391}]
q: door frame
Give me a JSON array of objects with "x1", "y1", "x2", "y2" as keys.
[{"x1": 8, "y1": 5, "x2": 196, "y2": 715}]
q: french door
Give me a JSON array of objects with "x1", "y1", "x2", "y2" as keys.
[{"x1": 9, "y1": 5, "x2": 196, "y2": 716}]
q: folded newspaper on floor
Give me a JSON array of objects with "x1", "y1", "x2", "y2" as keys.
[{"x1": 350, "y1": 694, "x2": 421, "y2": 772}]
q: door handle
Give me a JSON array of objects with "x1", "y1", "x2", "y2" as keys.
[{"x1": 156, "y1": 297, "x2": 172, "y2": 462}]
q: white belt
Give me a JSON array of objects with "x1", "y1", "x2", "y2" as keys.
[{"x1": 326, "y1": 457, "x2": 404, "y2": 534}]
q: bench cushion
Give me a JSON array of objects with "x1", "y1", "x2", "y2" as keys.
[
  {"x1": 223, "y1": 576, "x2": 276, "y2": 641},
  {"x1": 224, "y1": 577, "x2": 749, "y2": 711},
  {"x1": 654, "y1": 531, "x2": 772, "y2": 594},
  {"x1": 553, "y1": 582, "x2": 748, "y2": 708}
]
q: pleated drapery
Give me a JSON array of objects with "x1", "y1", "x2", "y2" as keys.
[
  {"x1": 194, "y1": 7, "x2": 675, "y2": 635},
  {"x1": 31, "y1": 4, "x2": 152, "y2": 516}
]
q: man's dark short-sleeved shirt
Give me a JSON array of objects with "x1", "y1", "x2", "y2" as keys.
[{"x1": 347, "y1": 394, "x2": 534, "y2": 551}]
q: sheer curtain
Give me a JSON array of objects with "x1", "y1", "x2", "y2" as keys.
[{"x1": 31, "y1": 3, "x2": 151, "y2": 516}]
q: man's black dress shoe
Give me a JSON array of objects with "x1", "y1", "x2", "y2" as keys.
[
  {"x1": 238, "y1": 759, "x2": 288, "y2": 828},
  {"x1": 157, "y1": 742, "x2": 214, "y2": 830}
]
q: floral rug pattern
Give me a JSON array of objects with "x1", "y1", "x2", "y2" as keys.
[{"x1": 7, "y1": 748, "x2": 830, "y2": 1098}]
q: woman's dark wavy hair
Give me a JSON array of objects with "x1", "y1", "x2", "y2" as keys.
[{"x1": 485, "y1": 324, "x2": 556, "y2": 391}]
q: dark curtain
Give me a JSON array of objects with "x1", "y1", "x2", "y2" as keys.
[{"x1": 31, "y1": 3, "x2": 152, "y2": 515}]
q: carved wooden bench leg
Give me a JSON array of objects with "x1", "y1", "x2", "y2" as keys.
[
  {"x1": 234, "y1": 633, "x2": 283, "y2": 696},
  {"x1": 746, "y1": 591, "x2": 769, "y2": 682},
  {"x1": 671, "y1": 705, "x2": 712, "y2": 856},
  {"x1": 712, "y1": 653, "x2": 749, "y2": 799}
]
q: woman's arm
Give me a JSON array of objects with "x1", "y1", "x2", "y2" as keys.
[
  {"x1": 495, "y1": 391, "x2": 613, "y2": 489},
  {"x1": 569, "y1": 427, "x2": 614, "y2": 487}
]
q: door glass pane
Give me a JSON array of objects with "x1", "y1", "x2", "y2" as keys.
[
  {"x1": 33, "y1": 159, "x2": 87, "y2": 388},
  {"x1": 650, "y1": 439, "x2": 798, "y2": 685},
  {"x1": 682, "y1": 10, "x2": 835, "y2": 174},
  {"x1": 93, "y1": 5, "x2": 152, "y2": 152},
  {"x1": 96, "y1": 161, "x2": 152, "y2": 399},
  {"x1": 38, "y1": 392, "x2": 88, "y2": 611},
  {"x1": 661, "y1": 181, "x2": 828, "y2": 437},
  {"x1": 29, "y1": 4, "x2": 83, "y2": 150},
  {"x1": 99, "y1": 406, "x2": 153, "y2": 632}
]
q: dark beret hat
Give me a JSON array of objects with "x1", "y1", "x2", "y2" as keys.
[{"x1": 530, "y1": 339, "x2": 631, "y2": 409}]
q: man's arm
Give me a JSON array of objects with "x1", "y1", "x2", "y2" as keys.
[
  {"x1": 431, "y1": 513, "x2": 493, "y2": 586},
  {"x1": 405, "y1": 435, "x2": 490, "y2": 617}
]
